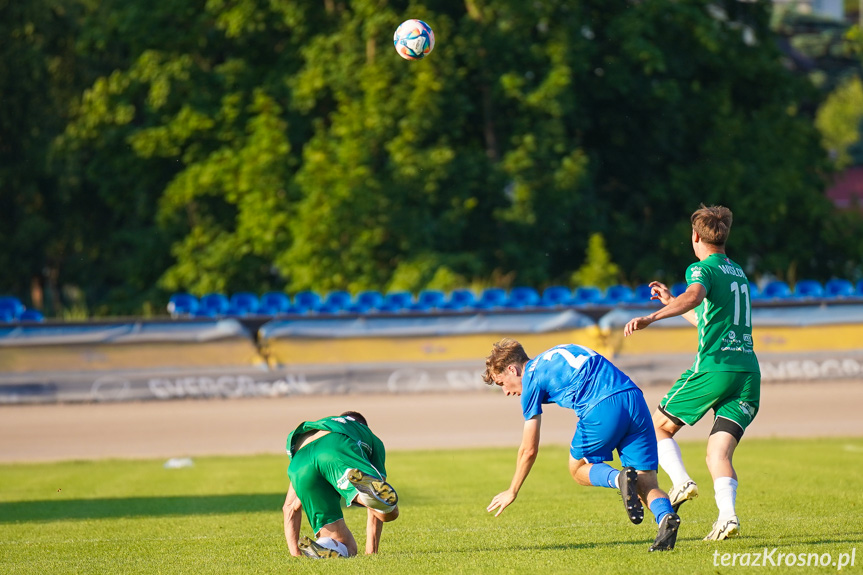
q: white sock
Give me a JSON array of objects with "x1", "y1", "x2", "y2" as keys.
[
  {"x1": 315, "y1": 537, "x2": 348, "y2": 557},
  {"x1": 657, "y1": 438, "x2": 693, "y2": 487},
  {"x1": 714, "y1": 477, "x2": 738, "y2": 521}
]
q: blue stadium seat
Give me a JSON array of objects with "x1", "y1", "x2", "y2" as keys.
[
  {"x1": 475, "y1": 288, "x2": 507, "y2": 310},
  {"x1": 440, "y1": 289, "x2": 476, "y2": 310},
  {"x1": 633, "y1": 284, "x2": 655, "y2": 303},
  {"x1": 857, "y1": 279, "x2": 863, "y2": 296},
  {"x1": 540, "y1": 286, "x2": 572, "y2": 307},
  {"x1": 670, "y1": 282, "x2": 688, "y2": 297},
  {"x1": 793, "y1": 280, "x2": 824, "y2": 299},
  {"x1": 19, "y1": 309, "x2": 45, "y2": 322},
  {"x1": 167, "y1": 293, "x2": 199, "y2": 317},
  {"x1": 748, "y1": 282, "x2": 762, "y2": 300},
  {"x1": 824, "y1": 279, "x2": 855, "y2": 298},
  {"x1": 343, "y1": 291, "x2": 381, "y2": 313},
  {"x1": 0, "y1": 310, "x2": 15, "y2": 323},
  {"x1": 259, "y1": 291, "x2": 292, "y2": 314},
  {"x1": 762, "y1": 280, "x2": 792, "y2": 299},
  {"x1": 382, "y1": 291, "x2": 414, "y2": 311},
  {"x1": 406, "y1": 289, "x2": 446, "y2": 312},
  {"x1": 355, "y1": 290, "x2": 385, "y2": 309},
  {"x1": 602, "y1": 284, "x2": 635, "y2": 305},
  {"x1": 229, "y1": 292, "x2": 260, "y2": 315},
  {"x1": 323, "y1": 290, "x2": 353, "y2": 311},
  {"x1": 571, "y1": 286, "x2": 603, "y2": 306},
  {"x1": 222, "y1": 304, "x2": 251, "y2": 317},
  {"x1": 0, "y1": 296, "x2": 26, "y2": 319},
  {"x1": 416, "y1": 289, "x2": 446, "y2": 308},
  {"x1": 192, "y1": 308, "x2": 217, "y2": 318},
  {"x1": 199, "y1": 293, "x2": 230, "y2": 315},
  {"x1": 506, "y1": 287, "x2": 540, "y2": 308},
  {"x1": 315, "y1": 302, "x2": 345, "y2": 315},
  {"x1": 293, "y1": 290, "x2": 322, "y2": 312}
]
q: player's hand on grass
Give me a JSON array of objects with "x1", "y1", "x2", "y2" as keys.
[
  {"x1": 623, "y1": 316, "x2": 654, "y2": 337},
  {"x1": 487, "y1": 490, "x2": 516, "y2": 517}
]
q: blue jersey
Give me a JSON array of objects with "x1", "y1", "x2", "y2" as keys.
[{"x1": 520, "y1": 344, "x2": 640, "y2": 420}]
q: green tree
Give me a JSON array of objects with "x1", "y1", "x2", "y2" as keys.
[
  {"x1": 39, "y1": 0, "x2": 860, "y2": 316},
  {"x1": 0, "y1": 0, "x2": 75, "y2": 313},
  {"x1": 816, "y1": 74, "x2": 863, "y2": 168},
  {"x1": 57, "y1": 0, "x2": 314, "y2": 303},
  {"x1": 567, "y1": 0, "x2": 837, "y2": 282},
  {"x1": 571, "y1": 233, "x2": 621, "y2": 289}
]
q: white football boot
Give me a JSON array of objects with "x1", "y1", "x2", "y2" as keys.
[
  {"x1": 669, "y1": 480, "x2": 699, "y2": 512},
  {"x1": 704, "y1": 516, "x2": 740, "y2": 541},
  {"x1": 342, "y1": 468, "x2": 398, "y2": 513}
]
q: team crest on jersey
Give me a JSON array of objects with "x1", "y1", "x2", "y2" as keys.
[{"x1": 738, "y1": 401, "x2": 756, "y2": 419}]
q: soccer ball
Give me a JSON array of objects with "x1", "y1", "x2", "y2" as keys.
[{"x1": 393, "y1": 19, "x2": 435, "y2": 61}]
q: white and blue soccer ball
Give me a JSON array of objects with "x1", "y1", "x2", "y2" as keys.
[{"x1": 393, "y1": 19, "x2": 435, "y2": 61}]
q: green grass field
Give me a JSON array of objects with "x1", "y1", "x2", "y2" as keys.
[{"x1": 1, "y1": 438, "x2": 861, "y2": 574}]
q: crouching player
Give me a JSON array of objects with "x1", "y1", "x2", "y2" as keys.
[
  {"x1": 283, "y1": 411, "x2": 399, "y2": 558},
  {"x1": 484, "y1": 339, "x2": 681, "y2": 551}
]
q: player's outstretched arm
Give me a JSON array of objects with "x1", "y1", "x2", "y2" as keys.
[
  {"x1": 624, "y1": 283, "x2": 705, "y2": 336},
  {"x1": 283, "y1": 484, "x2": 303, "y2": 557},
  {"x1": 487, "y1": 416, "x2": 541, "y2": 517}
]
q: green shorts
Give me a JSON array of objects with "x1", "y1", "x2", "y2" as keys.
[
  {"x1": 287, "y1": 433, "x2": 383, "y2": 535},
  {"x1": 659, "y1": 370, "x2": 760, "y2": 434}
]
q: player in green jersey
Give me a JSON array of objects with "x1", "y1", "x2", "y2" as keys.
[
  {"x1": 282, "y1": 411, "x2": 399, "y2": 559},
  {"x1": 624, "y1": 204, "x2": 761, "y2": 541}
]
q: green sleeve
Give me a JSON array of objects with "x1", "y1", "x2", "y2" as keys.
[
  {"x1": 686, "y1": 261, "x2": 712, "y2": 293},
  {"x1": 370, "y1": 433, "x2": 387, "y2": 478}
]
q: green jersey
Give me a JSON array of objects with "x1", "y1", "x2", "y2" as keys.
[
  {"x1": 285, "y1": 414, "x2": 387, "y2": 476},
  {"x1": 685, "y1": 253, "x2": 760, "y2": 374}
]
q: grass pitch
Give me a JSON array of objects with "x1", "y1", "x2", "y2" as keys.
[{"x1": 1, "y1": 438, "x2": 861, "y2": 574}]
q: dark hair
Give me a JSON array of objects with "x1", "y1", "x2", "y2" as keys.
[{"x1": 340, "y1": 411, "x2": 368, "y2": 426}]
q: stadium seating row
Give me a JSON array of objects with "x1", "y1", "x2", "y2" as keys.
[
  {"x1": 166, "y1": 279, "x2": 863, "y2": 319},
  {"x1": 4, "y1": 279, "x2": 861, "y2": 323},
  {"x1": 0, "y1": 296, "x2": 45, "y2": 323}
]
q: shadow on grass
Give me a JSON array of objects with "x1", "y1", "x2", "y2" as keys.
[
  {"x1": 0, "y1": 493, "x2": 286, "y2": 523},
  {"x1": 398, "y1": 538, "x2": 654, "y2": 556}
]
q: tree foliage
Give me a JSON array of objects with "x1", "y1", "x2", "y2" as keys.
[
  {"x1": 571, "y1": 233, "x2": 621, "y2": 290},
  {"x1": 2, "y1": 0, "x2": 860, "y2": 316},
  {"x1": 816, "y1": 74, "x2": 863, "y2": 169}
]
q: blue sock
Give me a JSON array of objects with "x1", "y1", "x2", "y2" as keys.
[
  {"x1": 649, "y1": 497, "x2": 674, "y2": 524},
  {"x1": 588, "y1": 463, "x2": 620, "y2": 489}
]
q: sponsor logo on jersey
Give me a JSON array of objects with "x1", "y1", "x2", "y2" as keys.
[
  {"x1": 691, "y1": 266, "x2": 704, "y2": 279},
  {"x1": 721, "y1": 331, "x2": 748, "y2": 352}
]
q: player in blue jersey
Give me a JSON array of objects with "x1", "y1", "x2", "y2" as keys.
[{"x1": 483, "y1": 338, "x2": 681, "y2": 551}]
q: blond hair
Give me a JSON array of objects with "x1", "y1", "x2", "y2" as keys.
[
  {"x1": 482, "y1": 338, "x2": 530, "y2": 384},
  {"x1": 691, "y1": 204, "x2": 732, "y2": 246}
]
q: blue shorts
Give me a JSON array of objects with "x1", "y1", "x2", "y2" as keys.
[{"x1": 570, "y1": 388, "x2": 658, "y2": 471}]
